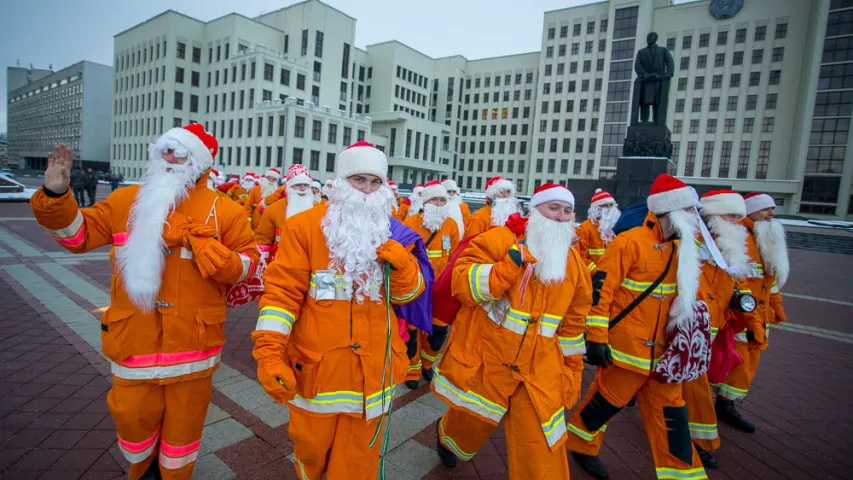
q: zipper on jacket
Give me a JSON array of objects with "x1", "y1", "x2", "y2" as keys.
[{"x1": 509, "y1": 286, "x2": 539, "y2": 370}]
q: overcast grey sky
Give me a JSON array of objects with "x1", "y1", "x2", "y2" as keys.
[{"x1": 1, "y1": 0, "x2": 694, "y2": 133}]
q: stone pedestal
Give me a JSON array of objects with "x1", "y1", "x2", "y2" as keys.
[
  {"x1": 623, "y1": 124, "x2": 673, "y2": 159},
  {"x1": 613, "y1": 156, "x2": 670, "y2": 210}
]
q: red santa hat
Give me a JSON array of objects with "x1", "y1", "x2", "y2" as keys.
[
  {"x1": 442, "y1": 178, "x2": 460, "y2": 193},
  {"x1": 335, "y1": 141, "x2": 388, "y2": 183},
  {"x1": 388, "y1": 181, "x2": 398, "y2": 190},
  {"x1": 157, "y1": 123, "x2": 218, "y2": 169},
  {"x1": 229, "y1": 174, "x2": 240, "y2": 182},
  {"x1": 591, "y1": 188, "x2": 615, "y2": 208},
  {"x1": 699, "y1": 190, "x2": 746, "y2": 220},
  {"x1": 285, "y1": 164, "x2": 311, "y2": 187},
  {"x1": 486, "y1": 176, "x2": 515, "y2": 199},
  {"x1": 412, "y1": 184, "x2": 425, "y2": 196},
  {"x1": 647, "y1": 174, "x2": 698, "y2": 215},
  {"x1": 743, "y1": 192, "x2": 776, "y2": 215},
  {"x1": 529, "y1": 183, "x2": 575, "y2": 208},
  {"x1": 421, "y1": 180, "x2": 448, "y2": 204},
  {"x1": 264, "y1": 168, "x2": 282, "y2": 179}
]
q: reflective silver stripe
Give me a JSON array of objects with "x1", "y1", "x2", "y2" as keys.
[
  {"x1": 710, "y1": 327, "x2": 719, "y2": 342},
  {"x1": 770, "y1": 281, "x2": 780, "y2": 294},
  {"x1": 468, "y1": 264, "x2": 495, "y2": 302},
  {"x1": 688, "y1": 422, "x2": 718, "y2": 440},
  {"x1": 541, "y1": 408, "x2": 567, "y2": 448},
  {"x1": 118, "y1": 438, "x2": 158, "y2": 464},
  {"x1": 500, "y1": 308, "x2": 530, "y2": 335},
  {"x1": 432, "y1": 367, "x2": 506, "y2": 423},
  {"x1": 307, "y1": 271, "x2": 350, "y2": 301},
  {"x1": 180, "y1": 247, "x2": 193, "y2": 259},
  {"x1": 537, "y1": 314, "x2": 561, "y2": 338},
  {"x1": 274, "y1": 234, "x2": 281, "y2": 242},
  {"x1": 45, "y1": 211, "x2": 84, "y2": 238},
  {"x1": 365, "y1": 385, "x2": 397, "y2": 420},
  {"x1": 255, "y1": 318, "x2": 292, "y2": 335},
  {"x1": 559, "y1": 334, "x2": 586, "y2": 356},
  {"x1": 237, "y1": 253, "x2": 252, "y2": 282},
  {"x1": 390, "y1": 272, "x2": 423, "y2": 303},
  {"x1": 111, "y1": 353, "x2": 221, "y2": 380},
  {"x1": 289, "y1": 391, "x2": 364, "y2": 415},
  {"x1": 255, "y1": 307, "x2": 296, "y2": 335},
  {"x1": 734, "y1": 330, "x2": 748, "y2": 342},
  {"x1": 159, "y1": 450, "x2": 199, "y2": 470}
]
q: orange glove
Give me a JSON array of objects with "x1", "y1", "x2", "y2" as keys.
[
  {"x1": 162, "y1": 211, "x2": 190, "y2": 248},
  {"x1": 376, "y1": 240, "x2": 413, "y2": 270},
  {"x1": 257, "y1": 358, "x2": 297, "y2": 403},
  {"x1": 187, "y1": 236, "x2": 238, "y2": 279},
  {"x1": 563, "y1": 356, "x2": 584, "y2": 409}
]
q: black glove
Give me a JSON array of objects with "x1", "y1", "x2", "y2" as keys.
[
  {"x1": 507, "y1": 248, "x2": 523, "y2": 267},
  {"x1": 405, "y1": 331, "x2": 418, "y2": 359},
  {"x1": 586, "y1": 342, "x2": 613, "y2": 368},
  {"x1": 427, "y1": 325, "x2": 449, "y2": 352},
  {"x1": 746, "y1": 330, "x2": 757, "y2": 343}
]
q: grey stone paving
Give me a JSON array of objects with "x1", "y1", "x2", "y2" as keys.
[
  {"x1": 192, "y1": 453, "x2": 237, "y2": 480},
  {"x1": 0, "y1": 228, "x2": 42, "y2": 257},
  {"x1": 213, "y1": 363, "x2": 290, "y2": 428}
]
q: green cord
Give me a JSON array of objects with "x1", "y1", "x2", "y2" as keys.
[{"x1": 368, "y1": 262, "x2": 394, "y2": 480}]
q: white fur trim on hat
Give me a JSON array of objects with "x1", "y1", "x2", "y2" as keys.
[
  {"x1": 335, "y1": 142, "x2": 388, "y2": 182},
  {"x1": 441, "y1": 179, "x2": 460, "y2": 192},
  {"x1": 311, "y1": 179, "x2": 322, "y2": 188},
  {"x1": 287, "y1": 173, "x2": 312, "y2": 188},
  {"x1": 421, "y1": 183, "x2": 448, "y2": 204},
  {"x1": 530, "y1": 186, "x2": 575, "y2": 208},
  {"x1": 486, "y1": 178, "x2": 515, "y2": 199},
  {"x1": 700, "y1": 193, "x2": 746, "y2": 220},
  {"x1": 265, "y1": 168, "x2": 282, "y2": 179},
  {"x1": 160, "y1": 127, "x2": 213, "y2": 169},
  {"x1": 647, "y1": 187, "x2": 698, "y2": 215},
  {"x1": 744, "y1": 194, "x2": 775, "y2": 215}
]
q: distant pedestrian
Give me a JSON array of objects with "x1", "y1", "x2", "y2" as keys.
[
  {"x1": 109, "y1": 174, "x2": 120, "y2": 192},
  {"x1": 85, "y1": 168, "x2": 97, "y2": 206},
  {"x1": 70, "y1": 166, "x2": 86, "y2": 206}
]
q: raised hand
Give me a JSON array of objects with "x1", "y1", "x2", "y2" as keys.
[{"x1": 44, "y1": 145, "x2": 74, "y2": 194}]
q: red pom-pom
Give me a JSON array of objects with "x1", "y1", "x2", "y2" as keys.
[{"x1": 504, "y1": 213, "x2": 528, "y2": 236}]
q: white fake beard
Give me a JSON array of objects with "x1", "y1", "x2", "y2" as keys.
[
  {"x1": 490, "y1": 197, "x2": 518, "y2": 226},
  {"x1": 286, "y1": 190, "x2": 316, "y2": 219},
  {"x1": 422, "y1": 203, "x2": 449, "y2": 232},
  {"x1": 260, "y1": 178, "x2": 278, "y2": 197},
  {"x1": 446, "y1": 201, "x2": 465, "y2": 238},
  {"x1": 116, "y1": 150, "x2": 202, "y2": 312},
  {"x1": 525, "y1": 208, "x2": 575, "y2": 286},
  {"x1": 241, "y1": 179, "x2": 255, "y2": 190},
  {"x1": 667, "y1": 209, "x2": 701, "y2": 331},
  {"x1": 313, "y1": 192, "x2": 322, "y2": 203},
  {"x1": 589, "y1": 205, "x2": 621, "y2": 244},
  {"x1": 754, "y1": 219, "x2": 790, "y2": 288},
  {"x1": 706, "y1": 216, "x2": 750, "y2": 278},
  {"x1": 447, "y1": 194, "x2": 462, "y2": 205},
  {"x1": 407, "y1": 195, "x2": 423, "y2": 217},
  {"x1": 321, "y1": 179, "x2": 395, "y2": 304}
]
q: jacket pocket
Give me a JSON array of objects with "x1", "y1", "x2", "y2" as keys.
[
  {"x1": 391, "y1": 335, "x2": 409, "y2": 385},
  {"x1": 287, "y1": 342, "x2": 324, "y2": 399},
  {"x1": 440, "y1": 342, "x2": 483, "y2": 393},
  {"x1": 100, "y1": 307, "x2": 134, "y2": 362},
  {"x1": 196, "y1": 307, "x2": 227, "y2": 351}
]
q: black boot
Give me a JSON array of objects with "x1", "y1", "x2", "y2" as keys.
[
  {"x1": 436, "y1": 420, "x2": 458, "y2": 467},
  {"x1": 695, "y1": 444, "x2": 718, "y2": 469},
  {"x1": 405, "y1": 380, "x2": 420, "y2": 390},
  {"x1": 422, "y1": 367, "x2": 434, "y2": 383},
  {"x1": 626, "y1": 396, "x2": 637, "y2": 408},
  {"x1": 571, "y1": 452, "x2": 609, "y2": 480},
  {"x1": 715, "y1": 398, "x2": 755, "y2": 433},
  {"x1": 140, "y1": 460, "x2": 162, "y2": 480}
]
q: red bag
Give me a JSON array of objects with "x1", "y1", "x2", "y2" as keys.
[
  {"x1": 225, "y1": 247, "x2": 267, "y2": 307},
  {"x1": 431, "y1": 235, "x2": 476, "y2": 325},
  {"x1": 651, "y1": 301, "x2": 712, "y2": 384},
  {"x1": 706, "y1": 313, "x2": 745, "y2": 384},
  {"x1": 218, "y1": 182, "x2": 236, "y2": 193}
]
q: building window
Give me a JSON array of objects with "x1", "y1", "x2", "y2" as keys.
[
  {"x1": 749, "y1": 72, "x2": 761, "y2": 86},
  {"x1": 315, "y1": 31, "x2": 324, "y2": 57},
  {"x1": 746, "y1": 94, "x2": 757, "y2": 110},
  {"x1": 733, "y1": 51, "x2": 743, "y2": 65},
  {"x1": 752, "y1": 49, "x2": 764, "y2": 64},
  {"x1": 754, "y1": 25, "x2": 767, "y2": 41},
  {"x1": 701, "y1": 141, "x2": 714, "y2": 177},
  {"x1": 762, "y1": 117, "x2": 775, "y2": 133},
  {"x1": 189, "y1": 94, "x2": 198, "y2": 113},
  {"x1": 730, "y1": 73, "x2": 741, "y2": 88},
  {"x1": 695, "y1": 76, "x2": 705, "y2": 89},
  {"x1": 191, "y1": 71, "x2": 200, "y2": 87},
  {"x1": 692, "y1": 98, "x2": 702, "y2": 112},
  {"x1": 675, "y1": 99, "x2": 685, "y2": 113},
  {"x1": 769, "y1": 70, "x2": 781, "y2": 85},
  {"x1": 175, "y1": 67, "x2": 185, "y2": 83},
  {"x1": 294, "y1": 116, "x2": 305, "y2": 138},
  {"x1": 775, "y1": 23, "x2": 788, "y2": 39},
  {"x1": 689, "y1": 119, "x2": 699, "y2": 133},
  {"x1": 678, "y1": 78, "x2": 688, "y2": 91},
  {"x1": 673, "y1": 119, "x2": 682, "y2": 134},
  {"x1": 800, "y1": 177, "x2": 840, "y2": 213},
  {"x1": 699, "y1": 33, "x2": 709, "y2": 48},
  {"x1": 192, "y1": 47, "x2": 201, "y2": 64},
  {"x1": 712, "y1": 75, "x2": 723, "y2": 88},
  {"x1": 177, "y1": 42, "x2": 186, "y2": 59},
  {"x1": 772, "y1": 47, "x2": 784, "y2": 62},
  {"x1": 707, "y1": 118, "x2": 717, "y2": 134},
  {"x1": 737, "y1": 141, "x2": 751, "y2": 178},
  {"x1": 312, "y1": 120, "x2": 322, "y2": 141},
  {"x1": 715, "y1": 53, "x2": 725, "y2": 67},
  {"x1": 743, "y1": 117, "x2": 755, "y2": 133},
  {"x1": 709, "y1": 97, "x2": 720, "y2": 111},
  {"x1": 735, "y1": 28, "x2": 746, "y2": 44},
  {"x1": 684, "y1": 141, "x2": 697, "y2": 176},
  {"x1": 682, "y1": 35, "x2": 692, "y2": 49},
  {"x1": 719, "y1": 141, "x2": 732, "y2": 177},
  {"x1": 755, "y1": 141, "x2": 771, "y2": 179},
  {"x1": 681, "y1": 57, "x2": 690, "y2": 70},
  {"x1": 174, "y1": 91, "x2": 184, "y2": 110},
  {"x1": 667, "y1": 38, "x2": 676, "y2": 50},
  {"x1": 727, "y1": 96, "x2": 738, "y2": 111},
  {"x1": 293, "y1": 147, "x2": 303, "y2": 165}
]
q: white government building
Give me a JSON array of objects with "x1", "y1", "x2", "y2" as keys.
[{"x1": 111, "y1": 0, "x2": 853, "y2": 219}]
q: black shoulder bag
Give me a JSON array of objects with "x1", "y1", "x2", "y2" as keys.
[{"x1": 609, "y1": 246, "x2": 675, "y2": 330}]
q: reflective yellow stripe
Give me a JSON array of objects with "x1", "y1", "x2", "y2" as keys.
[
  {"x1": 421, "y1": 350, "x2": 441, "y2": 362},
  {"x1": 468, "y1": 263, "x2": 494, "y2": 302},
  {"x1": 715, "y1": 383, "x2": 748, "y2": 399},
  {"x1": 610, "y1": 347, "x2": 651, "y2": 370},
  {"x1": 588, "y1": 248, "x2": 606, "y2": 255},
  {"x1": 390, "y1": 272, "x2": 423, "y2": 303},
  {"x1": 255, "y1": 306, "x2": 297, "y2": 335},
  {"x1": 688, "y1": 422, "x2": 718, "y2": 440},
  {"x1": 433, "y1": 367, "x2": 507, "y2": 422},
  {"x1": 407, "y1": 361, "x2": 422, "y2": 372},
  {"x1": 427, "y1": 250, "x2": 443, "y2": 258},
  {"x1": 439, "y1": 420, "x2": 476, "y2": 460},
  {"x1": 621, "y1": 278, "x2": 677, "y2": 294},
  {"x1": 588, "y1": 262, "x2": 597, "y2": 271},
  {"x1": 541, "y1": 408, "x2": 568, "y2": 447},
  {"x1": 558, "y1": 333, "x2": 586, "y2": 356},
  {"x1": 655, "y1": 466, "x2": 708, "y2": 479},
  {"x1": 567, "y1": 422, "x2": 598, "y2": 442},
  {"x1": 585, "y1": 315, "x2": 609, "y2": 328}
]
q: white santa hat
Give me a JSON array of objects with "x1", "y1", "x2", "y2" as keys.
[
  {"x1": 442, "y1": 178, "x2": 460, "y2": 193},
  {"x1": 389, "y1": 181, "x2": 398, "y2": 191},
  {"x1": 311, "y1": 179, "x2": 322, "y2": 190},
  {"x1": 264, "y1": 168, "x2": 282, "y2": 180},
  {"x1": 485, "y1": 176, "x2": 515, "y2": 199},
  {"x1": 591, "y1": 189, "x2": 615, "y2": 208},
  {"x1": 529, "y1": 183, "x2": 575, "y2": 208},
  {"x1": 285, "y1": 164, "x2": 312, "y2": 188},
  {"x1": 155, "y1": 123, "x2": 218, "y2": 170},
  {"x1": 209, "y1": 168, "x2": 224, "y2": 185},
  {"x1": 412, "y1": 184, "x2": 425, "y2": 196},
  {"x1": 699, "y1": 190, "x2": 746, "y2": 220},
  {"x1": 744, "y1": 192, "x2": 776, "y2": 215},
  {"x1": 421, "y1": 180, "x2": 448, "y2": 204},
  {"x1": 647, "y1": 174, "x2": 698, "y2": 215},
  {"x1": 335, "y1": 141, "x2": 388, "y2": 182}
]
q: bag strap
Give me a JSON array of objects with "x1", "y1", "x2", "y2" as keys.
[
  {"x1": 609, "y1": 245, "x2": 675, "y2": 330},
  {"x1": 424, "y1": 231, "x2": 439, "y2": 248}
]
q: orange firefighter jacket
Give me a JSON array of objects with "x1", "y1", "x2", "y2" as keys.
[
  {"x1": 459, "y1": 202, "x2": 472, "y2": 224},
  {"x1": 244, "y1": 185, "x2": 287, "y2": 230},
  {"x1": 434, "y1": 226, "x2": 592, "y2": 448},
  {"x1": 402, "y1": 214, "x2": 460, "y2": 277},
  {"x1": 227, "y1": 185, "x2": 248, "y2": 205},
  {"x1": 737, "y1": 217, "x2": 786, "y2": 350},
  {"x1": 393, "y1": 198, "x2": 410, "y2": 222},
  {"x1": 30, "y1": 171, "x2": 258, "y2": 385},
  {"x1": 465, "y1": 204, "x2": 493, "y2": 238},
  {"x1": 576, "y1": 218, "x2": 608, "y2": 271},
  {"x1": 252, "y1": 204, "x2": 426, "y2": 419},
  {"x1": 585, "y1": 211, "x2": 682, "y2": 376},
  {"x1": 255, "y1": 198, "x2": 320, "y2": 262}
]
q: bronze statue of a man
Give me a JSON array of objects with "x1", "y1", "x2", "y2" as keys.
[{"x1": 631, "y1": 32, "x2": 675, "y2": 126}]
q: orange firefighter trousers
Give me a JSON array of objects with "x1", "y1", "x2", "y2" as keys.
[
  {"x1": 714, "y1": 341, "x2": 761, "y2": 400},
  {"x1": 108, "y1": 376, "x2": 213, "y2": 480},
  {"x1": 682, "y1": 373, "x2": 720, "y2": 451},
  {"x1": 405, "y1": 321, "x2": 446, "y2": 382},
  {"x1": 439, "y1": 383, "x2": 570, "y2": 480},
  {"x1": 565, "y1": 366, "x2": 706, "y2": 479},
  {"x1": 288, "y1": 409, "x2": 388, "y2": 480}
]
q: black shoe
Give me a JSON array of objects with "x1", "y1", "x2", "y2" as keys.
[
  {"x1": 436, "y1": 420, "x2": 458, "y2": 467},
  {"x1": 715, "y1": 398, "x2": 756, "y2": 433},
  {"x1": 695, "y1": 444, "x2": 718, "y2": 469},
  {"x1": 422, "y1": 368, "x2": 434, "y2": 383},
  {"x1": 571, "y1": 452, "x2": 609, "y2": 480},
  {"x1": 140, "y1": 460, "x2": 162, "y2": 480},
  {"x1": 405, "y1": 380, "x2": 420, "y2": 390},
  {"x1": 626, "y1": 396, "x2": 637, "y2": 408}
]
